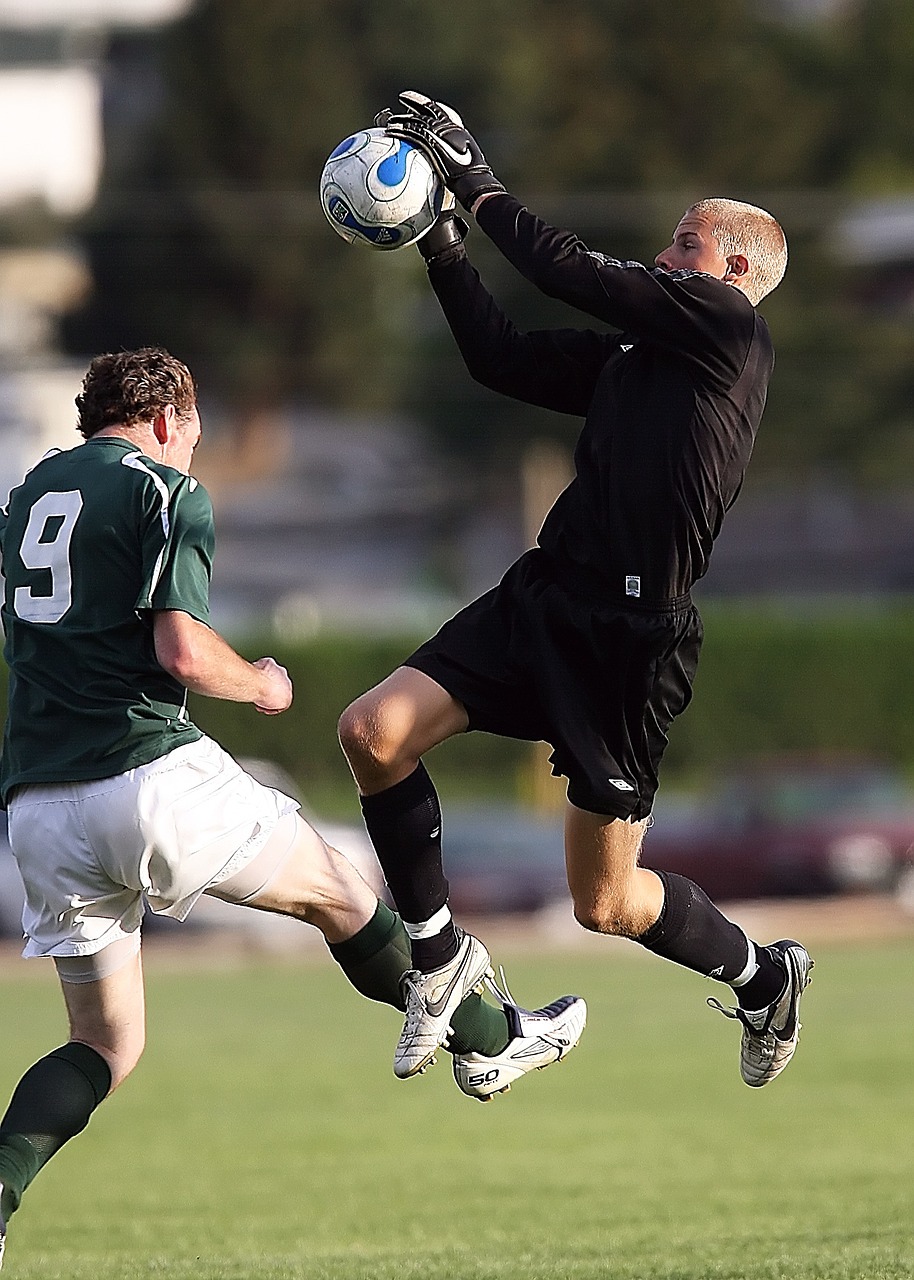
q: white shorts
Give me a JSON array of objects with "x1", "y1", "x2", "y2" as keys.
[{"x1": 7, "y1": 735, "x2": 299, "y2": 959}]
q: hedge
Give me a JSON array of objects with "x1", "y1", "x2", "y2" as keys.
[{"x1": 3, "y1": 602, "x2": 914, "y2": 811}]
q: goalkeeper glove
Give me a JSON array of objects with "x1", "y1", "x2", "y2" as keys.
[{"x1": 382, "y1": 91, "x2": 505, "y2": 213}]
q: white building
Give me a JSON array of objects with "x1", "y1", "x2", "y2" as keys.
[{"x1": 0, "y1": 0, "x2": 194, "y2": 497}]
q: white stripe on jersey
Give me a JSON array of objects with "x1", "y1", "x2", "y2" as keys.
[
  {"x1": 585, "y1": 252, "x2": 708, "y2": 285},
  {"x1": 121, "y1": 452, "x2": 173, "y2": 601},
  {"x1": 121, "y1": 452, "x2": 172, "y2": 537}
]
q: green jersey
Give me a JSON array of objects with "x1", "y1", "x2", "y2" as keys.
[{"x1": 0, "y1": 436, "x2": 214, "y2": 803}]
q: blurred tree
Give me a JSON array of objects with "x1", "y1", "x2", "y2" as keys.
[
  {"x1": 62, "y1": 0, "x2": 914, "y2": 485},
  {"x1": 827, "y1": 0, "x2": 914, "y2": 189},
  {"x1": 68, "y1": 0, "x2": 428, "y2": 417}
]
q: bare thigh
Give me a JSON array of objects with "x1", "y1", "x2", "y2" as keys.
[
  {"x1": 564, "y1": 802, "x2": 662, "y2": 937},
  {"x1": 339, "y1": 666, "x2": 469, "y2": 793},
  {"x1": 207, "y1": 811, "x2": 379, "y2": 945},
  {"x1": 58, "y1": 947, "x2": 146, "y2": 1092}
]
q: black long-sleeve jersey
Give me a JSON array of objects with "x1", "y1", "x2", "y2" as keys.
[{"x1": 426, "y1": 194, "x2": 774, "y2": 606}]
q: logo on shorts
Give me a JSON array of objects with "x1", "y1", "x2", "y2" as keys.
[
  {"x1": 625, "y1": 575, "x2": 641, "y2": 597},
  {"x1": 607, "y1": 778, "x2": 635, "y2": 791}
]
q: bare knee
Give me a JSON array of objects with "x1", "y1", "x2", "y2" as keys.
[
  {"x1": 565, "y1": 810, "x2": 660, "y2": 937},
  {"x1": 571, "y1": 886, "x2": 650, "y2": 938},
  {"x1": 338, "y1": 695, "x2": 414, "y2": 783},
  {"x1": 337, "y1": 696, "x2": 387, "y2": 765},
  {"x1": 59, "y1": 944, "x2": 147, "y2": 1094},
  {"x1": 71, "y1": 1029, "x2": 145, "y2": 1094}
]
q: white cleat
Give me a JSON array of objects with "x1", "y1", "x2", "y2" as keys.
[
  {"x1": 452, "y1": 987, "x2": 587, "y2": 1102},
  {"x1": 709, "y1": 939, "x2": 814, "y2": 1087},
  {"x1": 395, "y1": 929, "x2": 492, "y2": 1079}
]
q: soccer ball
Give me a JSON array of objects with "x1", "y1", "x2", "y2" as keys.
[{"x1": 319, "y1": 127, "x2": 451, "y2": 251}]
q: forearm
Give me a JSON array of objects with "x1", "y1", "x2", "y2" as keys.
[
  {"x1": 153, "y1": 611, "x2": 274, "y2": 705},
  {"x1": 474, "y1": 193, "x2": 598, "y2": 303},
  {"x1": 427, "y1": 252, "x2": 525, "y2": 390},
  {"x1": 474, "y1": 194, "x2": 753, "y2": 375},
  {"x1": 426, "y1": 240, "x2": 607, "y2": 415}
]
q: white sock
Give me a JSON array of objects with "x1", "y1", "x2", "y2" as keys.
[
  {"x1": 403, "y1": 903, "x2": 452, "y2": 940},
  {"x1": 729, "y1": 937, "x2": 759, "y2": 987}
]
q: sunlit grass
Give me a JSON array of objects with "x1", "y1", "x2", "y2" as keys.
[{"x1": 1, "y1": 938, "x2": 912, "y2": 1278}]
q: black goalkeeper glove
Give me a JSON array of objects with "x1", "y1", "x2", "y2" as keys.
[
  {"x1": 381, "y1": 91, "x2": 505, "y2": 213},
  {"x1": 416, "y1": 210, "x2": 470, "y2": 264}
]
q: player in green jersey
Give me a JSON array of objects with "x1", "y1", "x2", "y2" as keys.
[{"x1": 0, "y1": 347, "x2": 583, "y2": 1269}]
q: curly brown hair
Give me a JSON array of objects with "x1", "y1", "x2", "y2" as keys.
[{"x1": 75, "y1": 348, "x2": 198, "y2": 439}]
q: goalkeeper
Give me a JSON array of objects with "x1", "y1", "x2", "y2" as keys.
[{"x1": 341, "y1": 92, "x2": 812, "y2": 1094}]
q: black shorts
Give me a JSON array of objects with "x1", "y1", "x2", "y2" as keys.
[{"x1": 405, "y1": 549, "x2": 702, "y2": 821}]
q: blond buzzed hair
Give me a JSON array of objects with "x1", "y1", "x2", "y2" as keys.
[{"x1": 688, "y1": 198, "x2": 787, "y2": 306}]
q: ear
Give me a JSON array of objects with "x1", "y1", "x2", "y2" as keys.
[
  {"x1": 724, "y1": 253, "x2": 749, "y2": 284},
  {"x1": 151, "y1": 404, "x2": 176, "y2": 445}
]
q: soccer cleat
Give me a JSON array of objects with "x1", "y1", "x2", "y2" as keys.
[
  {"x1": 708, "y1": 939, "x2": 814, "y2": 1087},
  {"x1": 452, "y1": 989, "x2": 587, "y2": 1101},
  {"x1": 395, "y1": 929, "x2": 492, "y2": 1079}
]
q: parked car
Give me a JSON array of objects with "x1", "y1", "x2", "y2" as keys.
[
  {"x1": 439, "y1": 756, "x2": 914, "y2": 915},
  {"x1": 642, "y1": 756, "x2": 914, "y2": 900},
  {"x1": 439, "y1": 805, "x2": 568, "y2": 915}
]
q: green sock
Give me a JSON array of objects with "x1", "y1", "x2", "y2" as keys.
[
  {"x1": 448, "y1": 993, "x2": 511, "y2": 1057},
  {"x1": 328, "y1": 901, "x2": 413, "y2": 1011},
  {"x1": 327, "y1": 902, "x2": 510, "y2": 1055},
  {"x1": 0, "y1": 1042, "x2": 111, "y2": 1216}
]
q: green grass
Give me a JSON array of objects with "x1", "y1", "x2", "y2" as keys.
[{"x1": 1, "y1": 939, "x2": 913, "y2": 1279}]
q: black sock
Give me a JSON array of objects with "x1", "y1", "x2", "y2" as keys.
[
  {"x1": 735, "y1": 946, "x2": 788, "y2": 1011},
  {"x1": 635, "y1": 871, "x2": 753, "y2": 982},
  {"x1": 360, "y1": 764, "x2": 457, "y2": 969},
  {"x1": 327, "y1": 901, "x2": 412, "y2": 1011},
  {"x1": 0, "y1": 1042, "x2": 112, "y2": 1215},
  {"x1": 407, "y1": 924, "x2": 461, "y2": 973}
]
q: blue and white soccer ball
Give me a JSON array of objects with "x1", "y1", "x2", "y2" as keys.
[{"x1": 319, "y1": 127, "x2": 452, "y2": 251}]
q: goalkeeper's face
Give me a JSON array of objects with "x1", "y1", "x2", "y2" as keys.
[{"x1": 655, "y1": 212, "x2": 736, "y2": 283}]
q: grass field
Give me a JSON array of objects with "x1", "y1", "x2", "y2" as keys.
[{"x1": 1, "y1": 937, "x2": 912, "y2": 1279}]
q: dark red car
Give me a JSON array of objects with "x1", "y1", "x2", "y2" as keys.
[{"x1": 641, "y1": 756, "x2": 914, "y2": 900}]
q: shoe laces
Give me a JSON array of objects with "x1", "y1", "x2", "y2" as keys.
[
  {"x1": 483, "y1": 964, "x2": 518, "y2": 1010},
  {"x1": 400, "y1": 971, "x2": 432, "y2": 1037},
  {"x1": 707, "y1": 996, "x2": 771, "y2": 1036}
]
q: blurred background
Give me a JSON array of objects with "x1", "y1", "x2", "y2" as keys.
[{"x1": 3, "y1": 0, "x2": 914, "y2": 935}]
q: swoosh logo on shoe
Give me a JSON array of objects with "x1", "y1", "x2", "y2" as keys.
[
  {"x1": 773, "y1": 950, "x2": 805, "y2": 1040},
  {"x1": 423, "y1": 949, "x2": 477, "y2": 1018},
  {"x1": 435, "y1": 137, "x2": 473, "y2": 167},
  {"x1": 509, "y1": 1036, "x2": 568, "y2": 1062}
]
